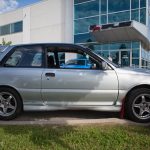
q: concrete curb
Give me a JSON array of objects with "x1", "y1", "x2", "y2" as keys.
[{"x1": 0, "y1": 118, "x2": 149, "y2": 126}]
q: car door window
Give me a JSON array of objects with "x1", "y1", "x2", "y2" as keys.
[
  {"x1": 46, "y1": 47, "x2": 101, "y2": 69},
  {"x1": 4, "y1": 46, "x2": 43, "y2": 67},
  {"x1": 59, "y1": 52, "x2": 99, "y2": 69}
]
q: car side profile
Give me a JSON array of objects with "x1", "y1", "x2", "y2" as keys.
[{"x1": 0, "y1": 43, "x2": 149, "y2": 123}]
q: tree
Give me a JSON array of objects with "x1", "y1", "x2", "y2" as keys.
[{"x1": 0, "y1": 38, "x2": 12, "y2": 46}]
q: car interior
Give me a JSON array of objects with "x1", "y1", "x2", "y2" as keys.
[{"x1": 46, "y1": 47, "x2": 102, "y2": 70}]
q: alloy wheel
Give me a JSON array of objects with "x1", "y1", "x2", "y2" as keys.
[
  {"x1": 0, "y1": 92, "x2": 17, "y2": 117},
  {"x1": 132, "y1": 94, "x2": 150, "y2": 120}
]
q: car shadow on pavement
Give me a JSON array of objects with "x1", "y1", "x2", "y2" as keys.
[{"x1": 14, "y1": 110, "x2": 120, "y2": 121}]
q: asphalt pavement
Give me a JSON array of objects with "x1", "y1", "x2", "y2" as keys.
[{"x1": 0, "y1": 110, "x2": 149, "y2": 126}]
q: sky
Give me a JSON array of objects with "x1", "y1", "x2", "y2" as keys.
[{"x1": 0, "y1": 0, "x2": 41, "y2": 14}]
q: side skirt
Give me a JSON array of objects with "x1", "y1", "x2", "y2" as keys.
[{"x1": 24, "y1": 104, "x2": 121, "y2": 112}]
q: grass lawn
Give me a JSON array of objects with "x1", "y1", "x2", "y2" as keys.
[{"x1": 0, "y1": 125, "x2": 149, "y2": 150}]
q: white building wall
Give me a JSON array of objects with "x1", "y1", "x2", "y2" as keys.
[
  {"x1": 0, "y1": 9, "x2": 23, "y2": 26},
  {"x1": 64, "y1": 0, "x2": 74, "y2": 43},
  {"x1": 148, "y1": 0, "x2": 150, "y2": 31},
  {"x1": 0, "y1": 9, "x2": 23, "y2": 44},
  {"x1": 30, "y1": 0, "x2": 73, "y2": 43},
  {"x1": 0, "y1": 0, "x2": 73, "y2": 45},
  {"x1": 23, "y1": 7, "x2": 31, "y2": 43}
]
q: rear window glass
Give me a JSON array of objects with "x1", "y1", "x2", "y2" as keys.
[
  {"x1": 0, "y1": 46, "x2": 7, "y2": 52},
  {"x1": 4, "y1": 46, "x2": 43, "y2": 67}
]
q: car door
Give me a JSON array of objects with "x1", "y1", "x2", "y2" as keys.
[
  {"x1": 41, "y1": 45, "x2": 119, "y2": 107},
  {"x1": 0, "y1": 45, "x2": 44, "y2": 106}
]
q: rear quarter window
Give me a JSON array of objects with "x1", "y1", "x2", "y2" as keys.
[
  {"x1": 4, "y1": 46, "x2": 43, "y2": 68},
  {"x1": 0, "y1": 46, "x2": 8, "y2": 53}
]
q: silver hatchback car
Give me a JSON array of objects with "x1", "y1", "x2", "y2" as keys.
[{"x1": 0, "y1": 43, "x2": 150, "y2": 123}]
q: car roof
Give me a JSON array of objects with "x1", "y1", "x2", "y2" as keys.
[
  {"x1": 12, "y1": 43, "x2": 85, "y2": 49},
  {"x1": 10, "y1": 43, "x2": 92, "y2": 53}
]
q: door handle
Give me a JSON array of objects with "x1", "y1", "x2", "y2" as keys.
[{"x1": 45, "y1": 73, "x2": 55, "y2": 77}]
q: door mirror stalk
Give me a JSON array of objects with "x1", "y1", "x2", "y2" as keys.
[{"x1": 102, "y1": 61, "x2": 108, "y2": 70}]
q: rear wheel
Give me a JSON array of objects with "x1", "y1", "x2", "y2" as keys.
[
  {"x1": 125, "y1": 88, "x2": 150, "y2": 123},
  {"x1": 0, "y1": 88, "x2": 22, "y2": 120}
]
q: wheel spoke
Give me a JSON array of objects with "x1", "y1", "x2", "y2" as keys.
[
  {"x1": 0, "y1": 95, "x2": 5, "y2": 101},
  {"x1": 8, "y1": 104, "x2": 15, "y2": 110},
  {"x1": 2, "y1": 107, "x2": 8, "y2": 114},
  {"x1": 141, "y1": 96, "x2": 146, "y2": 103},
  {"x1": 139, "y1": 108, "x2": 145, "y2": 116},
  {"x1": 133, "y1": 104, "x2": 141, "y2": 109},
  {"x1": 144, "y1": 108, "x2": 150, "y2": 114},
  {"x1": 6, "y1": 95, "x2": 12, "y2": 103},
  {"x1": 0, "y1": 104, "x2": 2, "y2": 107}
]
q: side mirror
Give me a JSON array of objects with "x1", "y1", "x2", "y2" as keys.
[
  {"x1": 102, "y1": 61, "x2": 108, "y2": 70},
  {"x1": 91, "y1": 63, "x2": 96, "y2": 69}
]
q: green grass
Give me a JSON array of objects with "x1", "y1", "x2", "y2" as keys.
[{"x1": 0, "y1": 125, "x2": 149, "y2": 150}]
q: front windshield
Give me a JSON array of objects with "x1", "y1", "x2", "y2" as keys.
[
  {"x1": 104, "y1": 57, "x2": 120, "y2": 68},
  {"x1": 86, "y1": 48, "x2": 120, "y2": 68}
]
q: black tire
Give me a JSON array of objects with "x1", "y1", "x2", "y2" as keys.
[
  {"x1": 125, "y1": 88, "x2": 150, "y2": 123},
  {"x1": 0, "y1": 88, "x2": 23, "y2": 120}
]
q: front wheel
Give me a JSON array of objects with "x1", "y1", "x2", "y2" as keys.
[
  {"x1": 0, "y1": 88, "x2": 22, "y2": 120},
  {"x1": 125, "y1": 88, "x2": 150, "y2": 123}
]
